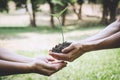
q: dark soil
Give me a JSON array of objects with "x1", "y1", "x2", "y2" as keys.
[{"x1": 52, "y1": 42, "x2": 72, "y2": 53}]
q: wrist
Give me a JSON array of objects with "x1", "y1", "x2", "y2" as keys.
[
  {"x1": 82, "y1": 39, "x2": 103, "y2": 51},
  {"x1": 26, "y1": 61, "x2": 37, "y2": 74},
  {"x1": 80, "y1": 42, "x2": 96, "y2": 52},
  {"x1": 21, "y1": 58, "x2": 37, "y2": 71},
  {"x1": 24, "y1": 63, "x2": 34, "y2": 73},
  {"x1": 28, "y1": 60, "x2": 40, "y2": 74}
]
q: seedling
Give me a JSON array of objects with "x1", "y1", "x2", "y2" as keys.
[
  {"x1": 51, "y1": 7, "x2": 72, "y2": 53},
  {"x1": 51, "y1": 7, "x2": 67, "y2": 43}
]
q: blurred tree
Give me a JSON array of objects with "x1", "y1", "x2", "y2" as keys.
[
  {"x1": 47, "y1": 0, "x2": 55, "y2": 28},
  {"x1": 0, "y1": 0, "x2": 8, "y2": 12},
  {"x1": 29, "y1": 0, "x2": 37, "y2": 27},
  {"x1": 52, "y1": 0, "x2": 69, "y2": 26},
  {"x1": 13, "y1": 0, "x2": 46, "y2": 27},
  {"x1": 29, "y1": 0, "x2": 46, "y2": 27},
  {"x1": 71, "y1": 0, "x2": 83, "y2": 20},
  {"x1": 13, "y1": 0, "x2": 28, "y2": 12},
  {"x1": 101, "y1": 0, "x2": 119, "y2": 24},
  {"x1": 89, "y1": 0, "x2": 97, "y2": 3},
  {"x1": 13, "y1": 0, "x2": 26, "y2": 8},
  {"x1": 46, "y1": 0, "x2": 69, "y2": 28},
  {"x1": 57, "y1": 0, "x2": 68, "y2": 26}
]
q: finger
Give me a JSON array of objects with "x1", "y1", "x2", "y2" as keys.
[
  {"x1": 49, "y1": 52, "x2": 68, "y2": 61},
  {"x1": 49, "y1": 60, "x2": 65, "y2": 64},
  {"x1": 47, "y1": 56, "x2": 56, "y2": 61},
  {"x1": 43, "y1": 62, "x2": 67, "y2": 76},
  {"x1": 38, "y1": 60, "x2": 57, "y2": 71},
  {"x1": 62, "y1": 44, "x2": 74, "y2": 53},
  {"x1": 54, "y1": 60, "x2": 65, "y2": 63},
  {"x1": 53, "y1": 62, "x2": 67, "y2": 70},
  {"x1": 43, "y1": 61, "x2": 67, "y2": 71},
  {"x1": 69, "y1": 48, "x2": 79, "y2": 56},
  {"x1": 40, "y1": 67, "x2": 59, "y2": 76}
]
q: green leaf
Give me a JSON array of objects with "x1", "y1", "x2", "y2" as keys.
[
  {"x1": 51, "y1": 7, "x2": 67, "y2": 18},
  {"x1": 51, "y1": 0, "x2": 63, "y2": 6}
]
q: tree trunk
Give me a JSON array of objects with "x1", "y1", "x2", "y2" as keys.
[
  {"x1": 29, "y1": 12, "x2": 36, "y2": 27},
  {"x1": 101, "y1": 0, "x2": 109, "y2": 24},
  {"x1": 72, "y1": 3, "x2": 82, "y2": 20},
  {"x1": 101, "y1": 4, "x2": 109, "y2": 24},
  {"x1": 101, "y1": 0, "x2": 119, "y2": 24},
  {"x1": 30, "y1": 0, "x2": 36, "y2": 27},
  {"x1": 61, "y1": 4, "x2": 67, "y2": 26},
  {"x1": 26, "y1": 0, "x2": 36, "y2": 27},
  {"x1": 62, "y1": 13, "x2": 66, "y2": 26},
  {"x1": 25, "y1": 4, "x2": 28, "y2": 13},
  {"x1": 109, "y1": 0, "x2": 119, "y2": 23},
  {"x1": 47, "y1": 0, "x2": 55, "y2": 28},
  {"x1": 78, "y1": 4, "x2": 82, "y2": 20}
]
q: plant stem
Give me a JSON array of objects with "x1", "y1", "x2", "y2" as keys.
[{"x1": 58, "y1": 17, "x2": 65, "y2": 43}]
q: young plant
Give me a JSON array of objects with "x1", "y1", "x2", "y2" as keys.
[
  {"x1": 51, "y1": 7, "x2": 72, "y2": 53},
  {"x1": 51, "y1": 7, "x2": 67, "y2": 43}
]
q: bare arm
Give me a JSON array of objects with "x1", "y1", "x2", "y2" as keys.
[
  {"x1": 81, "y1": 19, "x2": 120, "y2": 42},
  {"x1": 0, "y1": 47, "x2": 33, "y2": 63},
  {"x1": 0, "y1": 60, "x2": 31, "y2": 76},
  {"x1": 49, "y1": 31, "x2": 120, "y2": 61},
  {"x1": 49, "y1": 19, "x2": 120, "y2": 62},
  {"x1": 90, "y1": 31, "x2": 120, "y2": 50},
  {"x1": 0, "y1": 56, "x2": 67, "y2": 76}
]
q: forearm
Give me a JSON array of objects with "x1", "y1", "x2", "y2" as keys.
[
  {"x1": 0, "y1": 47, "x2": 33, "y2": 63},
  {"x1": 0, "y1": 60, "x2": 32, "y2": 76},
  {"x1": 94, "y1": 31, "x2": 120, "y2": 50},
  {"x1": 83, "y1": 31, "x2": 120, "y2": 52},
  {"x1": 81, "y1": 19, "x2": 120, "y2": 42}
]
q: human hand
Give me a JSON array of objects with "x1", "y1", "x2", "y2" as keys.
[
  {"x1": 49, "y1": 42, "x2": 88, "y2": 62},
  {"x1": 31, "y1": 56, "x2": 67, "y2": 76}
]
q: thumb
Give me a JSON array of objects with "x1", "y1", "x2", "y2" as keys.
[{"x1": 62, "y1": 45, "x2": 74, "y2": 53}]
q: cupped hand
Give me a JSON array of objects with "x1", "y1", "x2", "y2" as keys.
[
  {"x1": 49, "y1": 42, "x2": 86, "y2": 62},
  {"x1": 31, "y1": 56, "x2": 67, "y2": 76}
]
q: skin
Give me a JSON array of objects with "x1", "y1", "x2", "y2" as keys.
[
  {"x1": 49, "y1": 18, "x2": 120, "y2": 62},
  {"x1": 0, "y1": 47, "x2": 33, "y2": 63},
  {"x1": 0, "y1": 47, "x2": 67, "y2": 76}
]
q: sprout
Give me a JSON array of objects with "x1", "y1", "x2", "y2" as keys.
[{"x1": 51, "y1": 7, "x2": 67, "y2": 43}]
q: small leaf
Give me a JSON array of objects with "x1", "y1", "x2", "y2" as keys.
[
  {"x1": 51, "y1": 7, "x2": 67, "y2": 18},
  {"x1": 52, "y1": 0, "x2": 63, "y2": 6}
]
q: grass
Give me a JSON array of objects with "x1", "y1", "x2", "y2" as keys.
[
  {"x1": 0, "y1": 26, "x2": 62, "y2": 34},
  {"x1": 0, "y1": 49, "x2": 120, "y2": 80},
  {"x1": 0, "y1": 24, "x2": 120, "y2": 80}
]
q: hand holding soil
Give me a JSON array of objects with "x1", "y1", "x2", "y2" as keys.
[
  {"x1": 51, "y1": 42, "x2": 72, "y2": 53},
  {"x1": 50, "y1": 42, "x2": 86, "y2": 62}
]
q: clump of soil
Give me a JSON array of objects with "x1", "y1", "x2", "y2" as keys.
[{"x1": 52, "y1": 42, "x2": 72, "y2": 53}]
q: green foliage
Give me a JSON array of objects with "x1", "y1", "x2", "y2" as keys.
[
  {"x1": 51, "y1": 0, "x2": 63, "y2": 6},
  {"x1": 35, "y1": 0, "x2": 47, "y2": 4},
  {"x1": 52, "y1": 0, "x2": 77, "y2": 14},
  {"x1": 77, "y1": 0, "x2": 84, "y2": 4},
  {"x1": 0, "y1": 0, "x2": 8, "y2": 12},
  {"x1": 53, "y1": 0, "x2": 68, "y2": 13},
  {"x1": 31, "y1": 0, "x2": 47, "y2": 11},
  {"x1": 12, "y1": 0, "x2": 47, "y2": 11},
  {"x1": 51, "y1": 7, "x2": 67, "y2": 19},
  {"x1": 13, "y1": 0, "x2": 27, "y2": 8},
  {"x1": 89, "y1": 0, "x2": 97, "y2": 3},
  {"x1": 69, "y1": 0, "x2": 77, "y2": 4}
]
